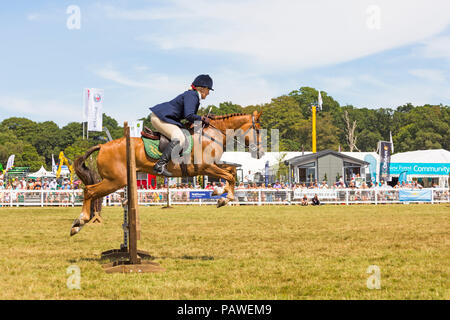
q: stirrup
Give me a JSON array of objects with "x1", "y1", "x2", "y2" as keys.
[{"x1": 154, "y1": 162, "x2": 173, "y2": 177}]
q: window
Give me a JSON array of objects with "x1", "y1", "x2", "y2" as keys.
[
  {"x1": 344, "y1": 161, "x2": 361, "y2": 184},
  {"x1": 297, "y1": 162, "x2": 316, "y2": 184}
]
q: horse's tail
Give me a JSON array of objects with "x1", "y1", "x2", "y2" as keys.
[
  {"x1": 74, "y1": 145, "x2": 101, "y2": 186},
  {"x1": 74, "y1": 145, "x2": 102, "y2": 216}
]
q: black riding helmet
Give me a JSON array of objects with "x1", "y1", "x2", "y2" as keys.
[{"x1": 192, "y1": 74, "x2": 214, "y2": 91}]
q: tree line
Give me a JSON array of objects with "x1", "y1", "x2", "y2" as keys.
[{"x1": 1, "y1": 86, "x2": 448, "y2": 171}]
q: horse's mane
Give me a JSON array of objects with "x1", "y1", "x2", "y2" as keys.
[{"x1": 207, "y1": 113, "x2": 248, "y2": 120}]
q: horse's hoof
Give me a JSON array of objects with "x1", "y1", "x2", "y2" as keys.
[
  {"x1": 72, "y1": 218, "x2": 80, "y2": 228},
  {"x1": 216, "y1": 198, "x2": 228, "y2": 208},
  {"x1": 72, "y1": 218, "x2": 86, "y2": 228},
  {"x1": 70, "y1": 227, "x2": 80, "y2": 236}
]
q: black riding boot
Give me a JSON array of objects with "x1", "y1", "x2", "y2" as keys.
[{"x1": 153, "y1": 140, "x2": 180, "y2": 177}]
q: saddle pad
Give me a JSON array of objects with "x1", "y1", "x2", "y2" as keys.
[{"x1": 142, "y1": 134, "x2": 194, "y2": 159}]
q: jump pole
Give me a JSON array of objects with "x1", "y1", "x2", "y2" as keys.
[
  {"x1": 102, "y1": 122, "x2": 164, "y2": 273},
  {"x1": 162, "y1": 180, "x2": 173, "y2": 209}
]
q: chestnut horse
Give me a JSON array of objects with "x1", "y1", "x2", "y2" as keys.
[{"x1": 70, "y1": 111, "x2": 264, "y2": 236}]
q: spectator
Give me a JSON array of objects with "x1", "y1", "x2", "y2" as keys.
[
  {"x1": 320, "y1": 181, "x2": 329, "y2": 189},
  {"x1": 311, "y1": 194, "x2": 320, "y2": 206},
  {"x1": 27, "y1": 179, "x2": 34, "y2": 190},
  {"x1": 273, "y1": 181, "x2": 281, "y2": 189},
  {"x1": 301, "y1": 194, "x2": 308, "y2": 206},
  {"x1": 34, "y1": 178, "x2": 42, "y2": 190},
  {"x1": 49, "y1": 179, "x2": 57, "y2": 190},
  {"x1": 243, "y1": 171, "x2": 253, "y2": 185}
]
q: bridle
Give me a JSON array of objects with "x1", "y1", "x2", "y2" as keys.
[{"x1": 200, "y1": 114, "x2": 262, "y2": 158}]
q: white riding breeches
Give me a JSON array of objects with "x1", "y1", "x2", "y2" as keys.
[{"x1": 150, "y1": 113, "x2": 186, "y2": 147}]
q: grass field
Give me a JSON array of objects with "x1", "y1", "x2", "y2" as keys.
[{"x1": 0, "y1": 204, "x2": 448, "y2": 300}]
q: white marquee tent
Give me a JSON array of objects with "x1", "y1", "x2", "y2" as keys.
[
  {"x1": 390, "y1": 149, "x2": 450, "y2": 165},
  {"x1": 27, "y1": 166, "x2": 56, "y2": 178}
]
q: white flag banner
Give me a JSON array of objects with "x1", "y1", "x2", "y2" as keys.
[
  {"x1": 129, "y1": 120, "x2": 144, "y2": 138},
  {"x1": 51, "y1": 154, "x2": 57, "y2": 174},
  {"x1": 86, "y1": 88, "x2": 103, "y2": 132},
  {"x1": 82, "y1": 88, "x2": 90, "y2": 121},
  {"x1": 389, "y1": 131, "x2": 394, "y2": 153},
  {"x1": 6, "y1": 154, "x2": 15, "y2": 170},
  {"x1": 318, "y1": 91, "x2": 323, "y2": 111}
]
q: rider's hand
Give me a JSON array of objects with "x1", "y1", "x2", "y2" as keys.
[{"x1": 201, "y1": 116, "x2": 211, "y2": 126}]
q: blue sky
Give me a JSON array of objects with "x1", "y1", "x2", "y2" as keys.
[{"x1": 1, "y1": 0, "x2": 449, "y2": 127}]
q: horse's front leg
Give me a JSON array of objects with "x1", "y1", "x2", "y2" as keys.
[
  {"x1": 216, "y1": 164, "x2": 237, "y2": 202},
  {"x1": 203, "y1": 164, "x2": 236, "y2": 208},
  {"x1": 70, "y1": 178, "x2": 125, "y2": 236}
]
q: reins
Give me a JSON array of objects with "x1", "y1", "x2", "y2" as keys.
[{"x1": 199, "y1": 115, "x2": 261, "y2": 154}]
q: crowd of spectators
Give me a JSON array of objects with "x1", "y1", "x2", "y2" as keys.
[
  {"x1": 0, "y1": 174, "x2": 80, "y2": 191},
  {"x1": 1, "y1": 171, "x2": 447, "y2": 206},
  {"x1": 0, "y1": 174, "x2": 82, "y2": 206}
]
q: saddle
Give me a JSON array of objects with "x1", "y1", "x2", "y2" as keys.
[
  {"x1": 141, "y1": 126, "x2": 192, "y2": 154},
  {"x1": 141, "y1": 126, "x2": 170, "y2": 153},
  {"x1": 141, "y1": 126, "x2": 193, "y2": 177}
]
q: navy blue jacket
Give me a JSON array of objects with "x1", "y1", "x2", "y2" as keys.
[{"x1": 150, "y1": 90, "x2": 202, "y2": 128}]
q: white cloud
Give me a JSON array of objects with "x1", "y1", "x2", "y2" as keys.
[
  {"x1": 409, "y1": 69, "x2": 447, "y2": 83},
  {"x1": 416, "y1": 35, "x2": 450, "y2": 61},
  {"x1": 318, "y1": 76, "x2": 354, "y2": 92},
  {"x1": 318, "y1": 73, "x2": 450, "y2": 109},
  {"x1": 104, "y1": 0, "x2": 450, "y2": 71},
  {"x1": 26, "y1": 13, "x2": 40, "y2": 21},
  {"x1": 205, "y1": 70, "x2": 280, "y2": 107},
  {"x1": 93, "y1": 65, "x2": 280, "y2": 108},
  {"x1": 0, "y1": 97, "x2": 80, "y2": 126},
  {"x1": 94, "y1": 65, "x2": 185, "y2": 92}
]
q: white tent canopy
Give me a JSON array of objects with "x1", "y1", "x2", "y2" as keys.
[
  {"x1": 221, "y1": 151, "x2": 307, "y2": 183},
  {"x1": 391, "y1": 149, "x2": 450, "y2": 163},
  {"x1": 27, "y1": 166, "x2": 56, "y2": 178}
]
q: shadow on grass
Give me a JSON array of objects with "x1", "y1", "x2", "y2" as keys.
[{"x1": 68, "y1": 254, "x2": 215, "y2": 265}]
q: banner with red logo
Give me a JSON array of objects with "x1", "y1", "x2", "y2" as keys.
[
  {"x1": 379, "y1": 141, "x2": 392, "y2": 182},
  {"x1": 83, "y1": 88, "x2": 103, "y2": 132}
]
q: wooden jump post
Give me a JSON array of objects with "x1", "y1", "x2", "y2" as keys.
[{"x1": 102, "y1": 122, "x2": 165, "y2": 273}]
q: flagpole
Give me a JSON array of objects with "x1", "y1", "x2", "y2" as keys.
[
  {"x1": 312, "y1": 105, "x2": 317, "y2": 153},
  {"x1": 311, "y1": 91, "x2": 322, "y2": 154}
]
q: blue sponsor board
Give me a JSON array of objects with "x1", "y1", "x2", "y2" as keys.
[
  {"x1": 189, "y1": 191, "x2": 228, "y2": 200},
  {"x1": 390, "y1": 163, "x2": 450, "y2": 176},
  {"x1": 399, "y1": 189, "x2": 432, "y2": 202}
]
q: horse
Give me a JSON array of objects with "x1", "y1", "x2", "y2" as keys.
[{"x1": 70, "y1": 110, "x2": 264, "y2": 236}]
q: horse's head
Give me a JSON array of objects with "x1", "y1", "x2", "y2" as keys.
[
  {"x1": 207, "y1": 111, "x2": 265, "y2": 159},
  {"x1": 239, "y1": 110, "x2": 264, "y2": 159}
]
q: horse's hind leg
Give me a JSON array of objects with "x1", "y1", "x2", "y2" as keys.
[{"x1": 70, "y1": 178, "x2": 124, "y2": 236}]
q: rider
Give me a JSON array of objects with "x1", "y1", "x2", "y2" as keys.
[{"x1": 149, "y1": 74, "x2": 213, "y2": 176}]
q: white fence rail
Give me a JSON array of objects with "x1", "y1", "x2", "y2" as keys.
[{"x1": 0, "y1": 188, "x2": 449, "y2": 207}]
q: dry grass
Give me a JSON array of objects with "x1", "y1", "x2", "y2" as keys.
[{"x1": 0, "y1": 204, "x2": 448, "y2": 300}]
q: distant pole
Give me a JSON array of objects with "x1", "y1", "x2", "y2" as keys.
[{"x1": 312, "y1": 105, "x2": 317, "y2": 153}]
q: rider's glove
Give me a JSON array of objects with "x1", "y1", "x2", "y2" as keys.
[{"x1": 201, "y1": 116, "x2": 211, "y2": 126}]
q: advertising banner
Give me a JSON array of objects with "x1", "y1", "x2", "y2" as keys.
[
  {"x1": 389, "y1": 163, "x2": 450, "y2": 176},
  {"x1": 129, "y1": 120, "x2": 144, "y2": 138},
  {"x1": 189, "y1": 191, "x2": 228, "y2": 200},
  {"x1": 293, "y1": 189, "x2": 337, "y2": 199},
  {"x1": 364, "y1": 154, "x2": 378, "y2": 183},
  {"x1": 84, "y1": 88, "x2": 103, "y2": 131},
  {"x1": 379, "y1": 141, "x2": 392, "y2": 182},
  {"x1": 399, "y1": 189, "x2": 432, "y2": 202},
  {"x1": 398, "y1": 170, "x2": 408, "y2": 185},
  {"x1": 265, "y1": 161, "x2": 269, "y2": 187},
  {"x1": 6, "y1": 154, "x2": 15, "y2": 170}
]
